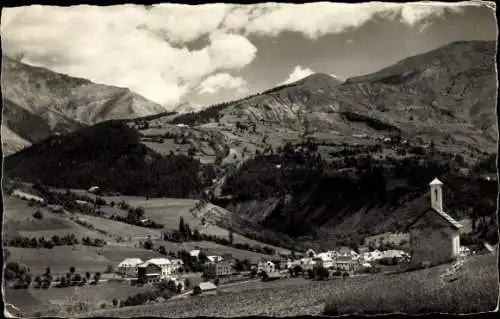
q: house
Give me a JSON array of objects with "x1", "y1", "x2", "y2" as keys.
[
  {"x1": 193, "y1": 282, "x2": 218, "y2": 295},
  {"x1": 137, "y1": 262, "x2": 162, "y2": 284},
  {"x1": 190, "y1": 249, "x2": 201, "y2": 258},
  {"x1": 169, "y1": 259, "x2": 184, "y2": 273},
  {"x1": 48, "y1": 204, "x2": 65, "y2": 214},
  {"x1": 380, "y1": 250, "x2": 407, "y2": 264},
  {"x1": 405, "y1": 178, "x2": 462, "y2": 266},
  {"x1": 357, "y1": 246, "x2": 370, "y2": 254},
  {"x1": 117, "y1": 258, "x2": 144, "y2": 278},
  {"x1": 88, "y1": 186, "x2": 100, "y2": 194},
  {"x1": 338, "y1": 247, "x2": 358, "y2": 258},
  {"x1": 305, "y1": 248, "x2": 316, "y2": 257},
  {"x1": 313, "y1": 253, "x2": 334, "y2": 269},
  {"x1": 299, "y1": 257, "x2": 317, "y2": 270},
  {"x1": 207, "y1": 255, "x2": 224, "y2": 263},
  {"x1": 138, "y1": 258, "x2": 172, "y2": 283},
  {"x1": 258, "y1": 261, "x2": 276, "y2": 274},
  {"x1": 12, "y1": 190, "x2": 45, "y2": 203},
  {"x1": 262, "y1": 271, "x2": 283, "y2": 282},
  {"x1": 75, "y1": 200, "x2": 93, "y2": 207},
  {"x1": 203, "y1": 261, "x2": 232, "y2": 278},
  {"x1": 332, "y1": 256, "x2": 361, "y2": 272}
]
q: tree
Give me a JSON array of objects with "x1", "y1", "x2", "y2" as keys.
[
  {"x1": 179, "y1": 217, "x2": 186, "y2": 235},
  {"x1": 70, "y1": 266, "x2": 76, "y2": 274},
  {"x1": 184, "y1": 278, "x2": 192, "y2": 289},
  {"x1": 198, "y1": 251, "x2": 208, "y2": 264},
  {"x1": 112, "y1": 298, "x2": 118, "y2": 307},
  {"x1": 143, "y1": 239, "x2": 153, "y2": 250},
  {"x1": 33, "y1": 210, "x2": 43, "y2": 219},
  {"x1": 93, "y1": 272, "x2": 101, "y2": 283},
  {"x1": 85, "y1": 272, "x2": 91, "y2": 280},
  {"x1": 105, "y1": 264, "x2": 114, "y2": 274},
  {"x1": 229, "y1": 229, "x2": 234, "y2": 245}
]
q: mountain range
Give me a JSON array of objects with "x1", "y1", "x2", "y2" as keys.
[
  {"x1": 1, "y1": 55, "x2": 168, "y2": 155},
  {"x1": 2, "y1": 40, "x2": 498, "y2": 249}
]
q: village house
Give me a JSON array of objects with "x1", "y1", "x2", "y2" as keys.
[
  {"x1": 332, "y1": 256, "x2": 361, "y2": 272},
  {"x1": 405, "y1": 178, "x2": 462, "y2": 267},
  {"x1": 117, "y1": 258, "x2": 144, "y2": 278},
  {"x1": 12, "y1": 190, "x2": 45, "y2": 203},
  {"x1": 338, "y1": 246, "x2": 358, "y2": 258},
  {"x1": 47, "y1": 204, "x2": 66, "y2": 214},
  {"x1": 299, "y1": 257, "x2": 317, "y2": 270},
  {"x1": 203, "y1": 260, "x2": 232, "y2": 278},
  {"x1": 257, "y1": 261, "x2": 276, "y2": 274},
  {"x1": 169, "y1": 259, "x2": 184, "y2": 273},
  {"x1": 193, "y1": 281, "x2": 218, "y2": 296},
  {"x1": 137, "y1": 262, "x2": 162, "y2": 284},
  {"x1": 88, "y1": 186, "x2": 100, "y2": 194},
  {"x1": 190, "y1": 249, "x2": 201, "y2": 259},
  {"x1": 313, "y1": 253, "x2": 334, "y2": 269},
  {"x1": 207, "y1": 255, "x2": 224, "y2": 263},
  {"x1": 137, "y1": 258, "x2": 172, "y2": 283},
  {"x1": 305, "y1": 248, "x2": 316, "y2": 258}
]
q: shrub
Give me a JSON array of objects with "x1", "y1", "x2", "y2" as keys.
[
  {"x1": 112, "y1": 298, "x2": 118, "y2": 307},
  {"x1": 33, "y1": 210, "x2": 43, "y2": 219}
]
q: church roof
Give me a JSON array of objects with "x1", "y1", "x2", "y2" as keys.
[
  {"x1": 429, "y1": 178, "x2": 443, "y2": 186},
  {"x1": 405, "y1": 207, "x2": 462, "y2": 231}
]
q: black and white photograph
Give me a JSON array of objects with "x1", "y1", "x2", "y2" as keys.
[{"x1": 1, "y1": 1, "x2": 499, "y2": 317}]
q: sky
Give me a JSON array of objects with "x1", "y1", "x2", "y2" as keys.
[{"x1": 1, "y1": 1, "x2": 497, "y2": 111}]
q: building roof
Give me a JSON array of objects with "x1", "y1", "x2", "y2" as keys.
[
  {"x1": 197, "y1": 282, "x2": 217, "y2": 291},
  {"x1": 429, "y1": 178, "x2": 443, "y2": 186},
  {"x1": 406, "y1": 207, "x2": 463, "y2": 231},
  {"x1": 190, "y1": 250, "x2": 201, "y2": 257},
  {"x1": 118, "y1": 258, "x2": 144, "y2": 267},
  {"x1": 144, "y1": 258, "x2": 171, "y2": 266}
]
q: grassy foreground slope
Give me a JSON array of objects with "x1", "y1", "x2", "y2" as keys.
[{"x1": 84, "y1": 253, "x2": 498, "y2": 317}]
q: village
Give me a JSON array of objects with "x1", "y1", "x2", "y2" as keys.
[{"x1": 4, "y1": 176, "x2": 483, "y2": 312}]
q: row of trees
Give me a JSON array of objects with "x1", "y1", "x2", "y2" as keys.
[
  {"x1": 5, "y1": 234, "x2": 105, "y2": 249},
  {"x1": 4, "y1": 263, "x2": 102, "y2": 290}
]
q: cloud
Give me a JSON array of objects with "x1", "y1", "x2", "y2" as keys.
[
  {"x1": 1, "y1": 2, "x2": 485, "y2": 108},
  {"x1": 280, "y1": 66, "x2": 315, "y2": 86},
  {"x1": 222, "y1": 2, "x2": 483, "y2": 39},
  {"x1": 1, "y1": 4, "x2": 256, "y2": 107},
  {"x1": 198, "y1": 73, "x2": 247, "y2": 95}
]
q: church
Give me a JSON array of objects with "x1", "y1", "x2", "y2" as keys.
[{"x1": 405, "y1": 178, "x2": 463, "y2": 266}]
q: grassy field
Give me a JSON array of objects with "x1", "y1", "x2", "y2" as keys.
[
  {"x1": 4, "y1": 284, "x2": 157, "y2": 317},
  {"x1": 73, "y1": 213, "x2": 163, "y2": 240},
  {"x1": 84, "y1": 253, "x2": 498, "y2": 317},
  {"x1": 151, "y1": 239, "x2": 273, "y2": 261}
]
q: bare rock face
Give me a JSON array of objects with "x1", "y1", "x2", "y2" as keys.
[{"x1": 1, "y1": 55, "x2": 168, "y2": 153}]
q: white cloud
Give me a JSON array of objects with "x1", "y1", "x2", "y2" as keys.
[
  {"x1": 280, "y1": 66, "x2": 315, "y2": 86},
  {"x1": 0, "y1": 4, "x2": 256, "y2": 108},
  {"x1": 198, "y1": 73, "x2": 247, "y2": 95},
  {"x1": 222, "y1": 2, "x2": 482, "y2": 39},
  {"x1": 0, "y1": 2, "x2": 483, "y2": 107}
]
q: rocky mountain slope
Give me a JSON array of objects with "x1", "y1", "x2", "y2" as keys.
[
  {"x1": 172, "y1": 40, "x2": 496, "y2": 156},
  {"x1": 1, "y1": 55, "x2": 168, "y2": 155},
  {"x1": 3, "y1": 40, "x2": 497, "y2": 249}
]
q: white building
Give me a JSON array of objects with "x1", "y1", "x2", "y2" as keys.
[
  {"x1": 313, "y1": 253, "x2": 334, "y2": 269},
  {"x1": 169, "y1": 259, "x2": 184, "y2": 273},
  {"x1": 141, "y1": 258, "x2": 173, "y2": 278},
  {"x1": 305, "y1": 249, "x2": 316, "y2": 257},
  {"x1": 405, "y1": 178, "x2": 462, "y2": 266},
  {"x1": 190, "y1": 250, "x2": 201, "y2": 258},
  {"x1": 207, "y1": 255, "x2": 224, "y2": 263},
  {"x1": 258, "y1": 261, "x2": 276, "y2": 274},
  {"x1": 117, "y1": 258, "x2": 144, "y2": 278},
  {"x1": 88, "y1": 186, "x2": 100, "y2": 194}
]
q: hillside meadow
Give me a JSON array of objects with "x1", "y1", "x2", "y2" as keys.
[{"x1": 84, "y1": 253, "x2": 498, "y2": 317}]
